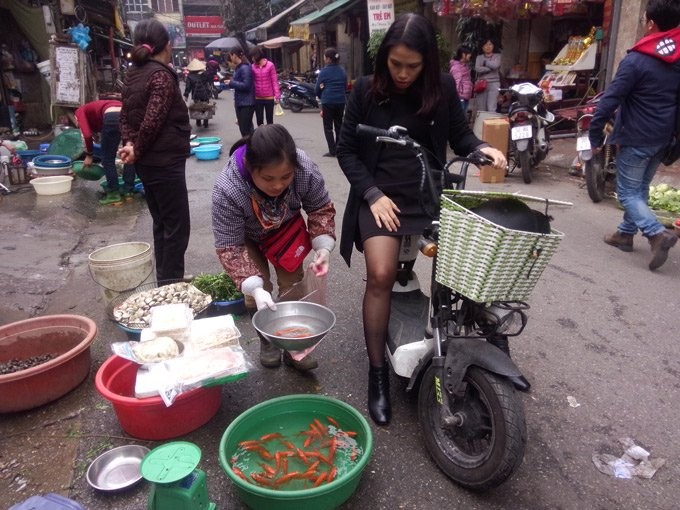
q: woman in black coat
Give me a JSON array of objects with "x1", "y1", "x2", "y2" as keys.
[{"x1": 336, "y1": 13, "x2": 506, "y2": 426}]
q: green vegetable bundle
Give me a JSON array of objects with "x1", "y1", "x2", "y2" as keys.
[
  {"x1": 192, "y1": 273, "x2": 243, "y2": 302},
  {"x1": 649, "y1": 184, "x2": 680, "y2": 213}
]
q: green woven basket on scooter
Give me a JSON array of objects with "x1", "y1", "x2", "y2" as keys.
[{"x1": 436, "y1": 190, "x2": 564, "y2": 303}]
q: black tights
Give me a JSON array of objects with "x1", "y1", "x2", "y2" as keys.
[{"x1": 362, "y1": 236, "x2": 400, "y2": 367}]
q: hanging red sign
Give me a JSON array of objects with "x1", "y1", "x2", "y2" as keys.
[{"x1": 184, "y1": 16, "x2": 225, "y2": 38}]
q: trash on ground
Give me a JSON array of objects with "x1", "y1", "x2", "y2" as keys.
[
  {"x1": 592, "y1": 437, "x2": 666, "y2": 479},
  {"x1": 567, "y1": 396, "x2": 580, "y2": 407}
]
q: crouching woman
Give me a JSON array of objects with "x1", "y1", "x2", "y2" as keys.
[{"x1": 211, "y1": 124, "x2": 336, "y2": 371}]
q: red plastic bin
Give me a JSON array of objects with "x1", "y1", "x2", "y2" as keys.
[{"x1": 95, "y1": 355, "x2": 222, "y2": 440}]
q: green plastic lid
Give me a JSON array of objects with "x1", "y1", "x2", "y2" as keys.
[{"x1": 141, "y1": 441, "x2": 202, "y2": 484}]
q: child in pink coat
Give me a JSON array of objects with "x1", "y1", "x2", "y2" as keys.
[{"x1": 449, "y1": 45, "x2": 473, "y2": 114}]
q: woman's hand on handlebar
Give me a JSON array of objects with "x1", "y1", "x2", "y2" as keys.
[
  {"x1": 370, "y1": 196, "x2": 401, "y2": 232},
  {"x1": 479, "y1": 146, "x2": 507, "y2": 170}
]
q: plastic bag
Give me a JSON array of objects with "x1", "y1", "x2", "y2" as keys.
[
  {"x1": 274, "y1": 103, "x2": 285, "y2": 116},
  {"x1": 278, "y1": 268, "x2": 327, "y2": 305},
  {"x1": 276, "y1": 269, "x2": 329, "y2": 361},
  {"x1": 140, "y1": 345, "x2": 252, "y2": 405}
]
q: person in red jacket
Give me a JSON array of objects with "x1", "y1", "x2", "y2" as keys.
[
  {"x1": 250, "y1": 47, "x2": 280, "y2": 126},
  {"x1": 74, "y1": 100, "x2": 136, "y2": 205}
]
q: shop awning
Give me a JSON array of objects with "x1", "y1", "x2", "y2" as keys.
[
  {"x1": 259, "y1": 36, "x2": 304, "y2": 50},
  {"x1": 246, "y1": 0, "x2": 308, "y2": 42},
  {"x1": 288, "y1": 0, "x2": 358, "y2": 40}
]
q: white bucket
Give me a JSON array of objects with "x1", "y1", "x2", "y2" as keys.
[{"x1": 88, "y1": 242, "x2": 154, "y2": 305}]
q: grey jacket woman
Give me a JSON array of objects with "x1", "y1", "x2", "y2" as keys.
[{"x1": 474, "y1": 52, "x2": 502, "y2": 112}]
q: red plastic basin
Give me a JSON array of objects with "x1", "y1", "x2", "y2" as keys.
[
  {"x1": 95, "y1": 355, "x2": 222, "y2": 440},
  {"x1": 0, "y1": 315, "x2": 97, "y2": 413}
]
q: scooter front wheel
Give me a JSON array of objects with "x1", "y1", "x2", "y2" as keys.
[
  {"x1": 584, "y1": 152, "x2": 606, "y2": 202},
  {"x1": 417, "y1": 365, "x2": 526, "y2": 491}
]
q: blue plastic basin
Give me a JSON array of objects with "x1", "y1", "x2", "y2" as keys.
[
  {"x1": 193, "y1": 145, "x2": 221, "y2": 160},
  {"x1": 33, "y1": 154, "x2": 72, "y2": 168}
]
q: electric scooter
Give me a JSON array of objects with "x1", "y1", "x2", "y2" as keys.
[{"x1": 357, "y1": 124, "x2": 570, "y2": 490}]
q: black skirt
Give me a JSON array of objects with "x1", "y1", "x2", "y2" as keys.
[{"x1": 358, "y1": 178, "x2": 432, "y2": 242}]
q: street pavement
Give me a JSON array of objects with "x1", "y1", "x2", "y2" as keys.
[{"x1": 1, "y1": 93, "x2": 680, "y2": 509}]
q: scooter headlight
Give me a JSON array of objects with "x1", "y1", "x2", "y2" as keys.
[{"x1": 475, "y1": 304, "x2": 526, "y2": 336}]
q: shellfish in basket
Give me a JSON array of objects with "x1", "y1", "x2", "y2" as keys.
[{"x1": 112, "y1": 282, "x2": 212, "y2": 329}]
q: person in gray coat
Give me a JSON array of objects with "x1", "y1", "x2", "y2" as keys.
[{"x1": 474, "y1": 38, "x2": 502, "y2": 113}]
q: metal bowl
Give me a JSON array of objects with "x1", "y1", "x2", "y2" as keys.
[
  {"x1": 252, "y1": 301, "x2": 335, "y2": 351},
  {"x1": 86, "y1": 445, "x2": 150, "y2": 492}
]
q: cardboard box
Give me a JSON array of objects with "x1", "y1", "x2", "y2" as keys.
[
  {"x1": 479, "y1": 165, "x2": 505, "y2": 183},
  {"x1": 478, "y1": 118, "x2": 508, "y2": 184},
  {"x1": 481, "y1": 118, "x2": 509, "y2": 158}
]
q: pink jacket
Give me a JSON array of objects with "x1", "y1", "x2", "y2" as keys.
[
  {"x1": 251, "y1": 59, "x2": 280, "y2": 101},
  {"x1": 449, "y1": 59, "x2": 473, "y2": 101}
]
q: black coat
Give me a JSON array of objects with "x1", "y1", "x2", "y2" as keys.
[{"x1": 336, "y1": 74, "x2": 485, "y2": 267}]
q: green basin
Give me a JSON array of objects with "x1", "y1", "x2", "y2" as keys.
[
  {"x1": 72, "y1": 160, "x2": 105, "y2": 181},
  {"x1": 219, "y1": 394, "x2": 372, "y2": 510},
  {"x1": 196, "y1": 136, "x2": 221, "y2": 145}
]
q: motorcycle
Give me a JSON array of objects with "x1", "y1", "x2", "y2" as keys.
[
  {"x1": 278, "y1": 79, "x2": 298, "y2": 110},
  {"x1": 211, "y1": 71, "x2": 228, "y2": 99},
  {"x1": 505, "y1": 82, "x2": 555, "y2": 184},
  {"x1": 358, "y1": 124, "x2": 571, "y2": 490},
  {"x1": 575, "y1": 93, "x2": 617, "y2": 202},
  {"x1": 287, "y1": 70, "x2": 320, "y2": 113}
]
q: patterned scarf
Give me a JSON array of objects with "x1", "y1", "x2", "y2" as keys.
[{"x1": 234, "y1": 145, "x2": 290, "y2": 231}]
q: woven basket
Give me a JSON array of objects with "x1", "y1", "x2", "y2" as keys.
[{"x1": 436, "y1": 191, "x2": 564, "y2": 303}]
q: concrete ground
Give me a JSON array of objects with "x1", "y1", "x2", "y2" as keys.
[{"x1": 2, "y1": 101, "x2": 680, "y2": 509}]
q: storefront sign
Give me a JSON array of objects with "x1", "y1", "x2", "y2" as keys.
[
  {"x1": 367, "y1": 0, "x2": 394, "y2": 35},
  {"x1": 289, "y1": 24, "x2": 310, "y2": 41},
  {"x1": 185, "y1": 16, "x2": 225, "y2": 38}
]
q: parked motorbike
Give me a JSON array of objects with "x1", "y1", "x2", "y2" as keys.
[
  {"x1": 286, "y1": 81, "x2": 319, "y2": 112},
  {"x1": 575, "y1": 93, "x2": 617, "y2": 202},
  {"x1": 505, "y1": 82, "x2": 555, "y2": 184},
  {"x1": 358, "y1": 124, "x2": 571, "y2": 490}
]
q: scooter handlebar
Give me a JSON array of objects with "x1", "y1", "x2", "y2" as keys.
[{"x1": 356, "y1": 124, "x2": 391, "y2": 139}]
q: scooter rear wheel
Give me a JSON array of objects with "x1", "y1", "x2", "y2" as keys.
[
  {"x1": 519, "y1": 150, "x2": 532, "y2": 184},
  {"x1": 417, "y1": 365, "x2": 526, "y2": 491}
]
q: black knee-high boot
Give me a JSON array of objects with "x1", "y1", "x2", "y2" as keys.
[{"x1": 368, "y1": 364, "x2": 391, "y2": 425}]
